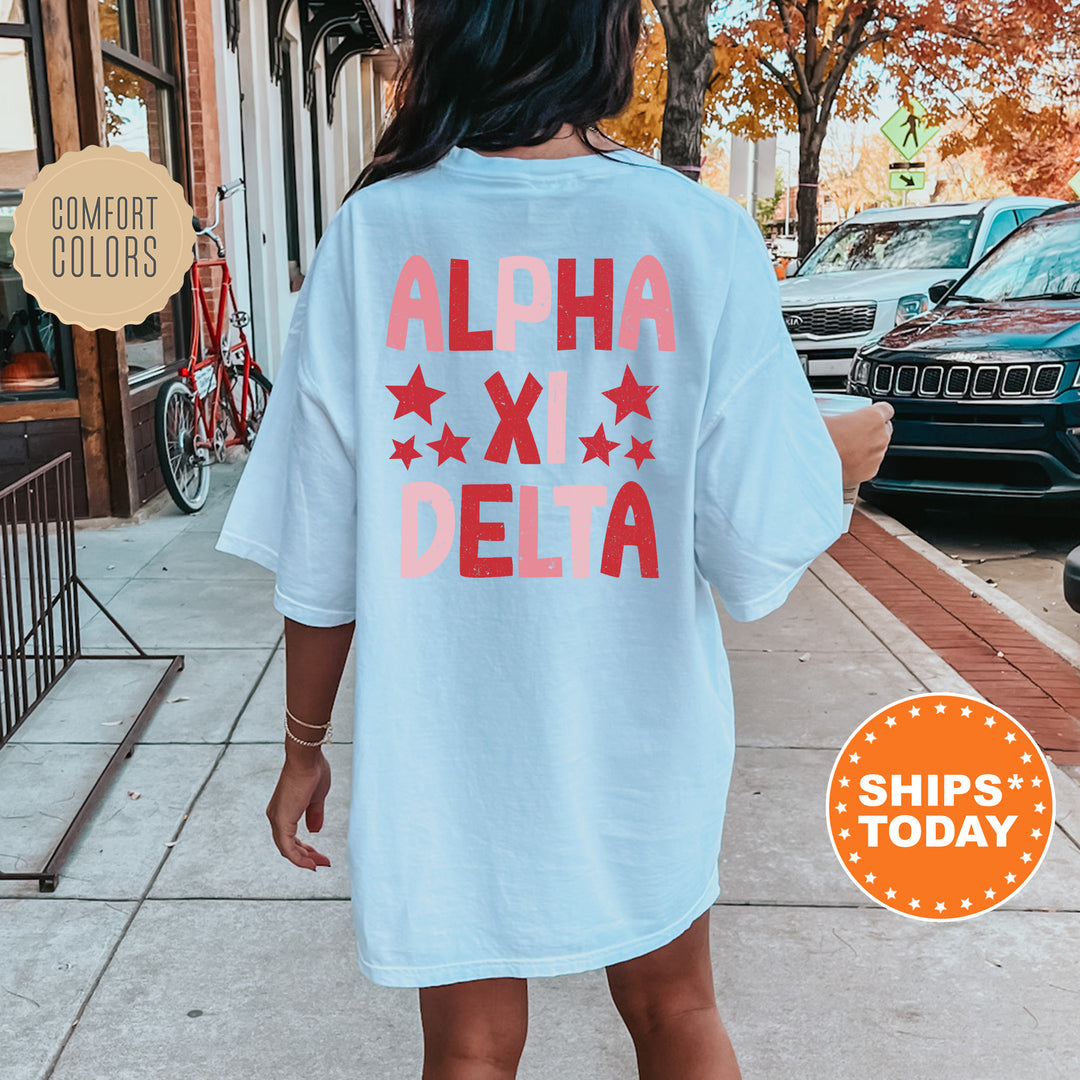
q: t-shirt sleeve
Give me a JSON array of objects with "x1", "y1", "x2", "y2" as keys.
[
  {"x1": 214, "y1": 205, "x2": 357, "y2": 628},
  {"x1": 694, "y1": 208, "x2": 845, "y2": 622}
]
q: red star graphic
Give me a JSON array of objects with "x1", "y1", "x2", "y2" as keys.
[
  {"x1": 426, "y1": 423, "x2": 469, "y2": 465},
  {"x1": 390, "y1": 436, "x2": 423, "y2": 470},
  {"x1": 579, "y1": 423, "x2": 619, "y2": 465},
  {"x1": 386, "y1": 365, "x2": 445, "y2": 425},
  {"x1": 625, "y1": 436, "x2": 655, "y2": 470},
  {"x1": 602, "y1": 365, "x2": 657, "y2": 424}
]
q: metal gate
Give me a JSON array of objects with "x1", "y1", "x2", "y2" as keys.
[{"x1": 0, "y1": 453, "x2": 184, "y2": 890}]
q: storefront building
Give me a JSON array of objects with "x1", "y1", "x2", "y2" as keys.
[{"x1": 0, "y1": 0, "x2": 401, "y2": 517}]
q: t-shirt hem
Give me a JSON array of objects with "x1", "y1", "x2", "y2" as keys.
[
  {"x1": 721, "y1": 550, "x2": 825, "y2": 623},
  {"x1": 354, "y1": 866, "x2": 721, "y2": 988},
  {"x1": 215, "y1": 530, "x2": 279, "y2": 573},
  {"x1": 215, "y1": 531, "x2": 355, "y2": 627},
  {"x1": 272, "y1": 587, "x2": 356, "y2": 627}
]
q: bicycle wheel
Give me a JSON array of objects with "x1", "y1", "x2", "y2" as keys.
[
  {"x1": 233, "y1": 367, "x2": 272, "y2": 449},
  {"x1": 155, "y1": 377, "x2": 211, "y2": 513}
]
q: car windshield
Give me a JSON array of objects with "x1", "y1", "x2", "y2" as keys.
[
  {"x1": 797, "y1": 214, "x2": 981, "y2": 275},
  {"x1": 945, "y1": 214, "x2": 1080, "y2": 302}
]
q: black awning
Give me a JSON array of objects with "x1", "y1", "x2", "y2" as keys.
[{"x1": 268, "y1": 0, "x2": 390, "y2": 108}]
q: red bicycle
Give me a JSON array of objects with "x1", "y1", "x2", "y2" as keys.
[{"x1": 155, "y1": 179, "x2": 272, "y2": 513}]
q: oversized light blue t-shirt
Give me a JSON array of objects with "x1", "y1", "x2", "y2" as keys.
[{"x1": 215, "y1": 145, "x2": 845, "y2": 988}]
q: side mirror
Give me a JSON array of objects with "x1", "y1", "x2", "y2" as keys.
[
  {"x1": 784, "y1": 258, "x2": 800, "y2": 278},
  {"x1": 928, "y1": 279, "x2": 957, "y2": 304}
]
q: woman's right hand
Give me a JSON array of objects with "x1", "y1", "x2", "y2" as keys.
[
  {"x1": 823, "y1": 402, "x2": 895, "y2": 487},
  {"x1": 266, "y1": 751, "x2": 332, "y2": 871}
]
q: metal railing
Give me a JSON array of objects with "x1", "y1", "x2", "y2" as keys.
[{"x1": 0, "y1": 454, "x2": 184, "y2": 891}]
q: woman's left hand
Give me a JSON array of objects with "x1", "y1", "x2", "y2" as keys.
[{"x1": 266, "y1": 752, "x2": 332, "y2": 871}]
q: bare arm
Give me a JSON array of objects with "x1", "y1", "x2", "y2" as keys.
[
  {"x1": 265, "y1": 616, "x2": 355, "y2": 871},
  {"x1": 284, "y1": 616, "x2": 355, "y2": 739}
]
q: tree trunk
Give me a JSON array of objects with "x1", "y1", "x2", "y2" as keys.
[
  {"x1": 796, "y1": 118, "x2": 825, "y2": 259},
  {"x1": 653, "y1": 0, "x2": 714, "y2": 173}
]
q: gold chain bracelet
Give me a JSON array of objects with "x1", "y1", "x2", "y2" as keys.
[{"x1": 284, "y1": 703, "x2": 333, "y2": 746}]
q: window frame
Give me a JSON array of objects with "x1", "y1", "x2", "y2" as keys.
[
  {"x1": 99, "y1": 0, "x2": 191, "y2": 388},
  {"x1": 0, "y1": 0, "x2": 78, "y2": 403},
  {"x1": 983, "y1": 208, "x2": 1020, "y2": 253}
]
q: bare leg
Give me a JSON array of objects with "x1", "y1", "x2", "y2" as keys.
[
  {"x1": 418, "y1": 977, "x2": 529, "y2": 1080},
  {"x1": 606, "y1": 907, "x2": 742, "y2": 1080}
]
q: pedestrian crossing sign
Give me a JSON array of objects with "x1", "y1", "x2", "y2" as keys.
[
  {"x1": 881, "y1": 99, "x2": 941, "y2": 161},
  {"x1": 889, "y1": 170, "x2": 926, "y2": 191}
]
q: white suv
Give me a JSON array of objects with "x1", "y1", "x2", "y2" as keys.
[{"x1": 780, "y1": 197, "x2": 1064, "y2": 388}]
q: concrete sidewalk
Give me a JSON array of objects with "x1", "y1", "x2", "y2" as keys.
[{"x1": 2, "y1": 464, "x2": 1079, "y2": 1079}]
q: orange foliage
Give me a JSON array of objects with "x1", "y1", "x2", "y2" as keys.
[
  {"x1": 941, "y1": 106, "x2": 1080, "y2": 199},
  {"x1": 607, "y1": 2, "x2": 1080, "y2": 200},
  {"x1": 712, "y1": 0, "x2": 1080, "y2": 198},
  {"x1": 600, "y1": 1, "x2": 666, "y2": 154}
]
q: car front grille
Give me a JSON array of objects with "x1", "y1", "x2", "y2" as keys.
[
  {"x1": 783, "y1": 303, "x2": 877, "y2": 338},
  {"x1": 864, "y1": 359, "x2": 1064, "y2": 400}
]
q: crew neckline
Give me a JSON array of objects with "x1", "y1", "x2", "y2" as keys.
[{"x1": 439, "y1": 144, "x2": 645, "y2": 178}]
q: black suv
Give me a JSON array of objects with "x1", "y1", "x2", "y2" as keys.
[{"x1": 847, "y1": 203, "x2": 1080, "y2": 511}]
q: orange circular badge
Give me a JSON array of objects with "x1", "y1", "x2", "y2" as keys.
[{"x1": 827, "y1": 693, "x2": 1054, "y2": 920}]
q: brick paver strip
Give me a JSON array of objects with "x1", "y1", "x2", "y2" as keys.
[{"x1": 828, "y1": 510, "x2": 1080, "y2": 760}]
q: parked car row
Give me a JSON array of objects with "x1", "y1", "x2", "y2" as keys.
[
  {"x1": 780, "y1": 197, "x2": 1063, "y2": 390},
  {"x1": 840, "y1": 203, "x2": 1080, "y2": 510},
  {"x1": 775, "y1": 196, "x2": 1079, "y2": 511}
]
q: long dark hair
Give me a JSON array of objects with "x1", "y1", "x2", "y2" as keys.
[{"x1": 346, "y1": 0, "x2": 642, "y2": 196}]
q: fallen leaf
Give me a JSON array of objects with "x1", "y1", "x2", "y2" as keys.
[
  {"x1": 168, "y1": 696, "x2": 190, "y2": 703},
  {"x1": 101, "y1": 720, "x2": 124, "y2": 726},
  {"x1": 798, "y1": 652, "x2": 811, "y2": 662},
  {"x1": 127, "y1": 791, "x2": 141, "y2": 800}
]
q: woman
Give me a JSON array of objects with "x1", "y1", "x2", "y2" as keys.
[{"x1": 216, "y1": 2, "x2": 893, "y2": 1077}]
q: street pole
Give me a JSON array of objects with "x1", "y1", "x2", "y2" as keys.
[
  {"x1": 777, "y1": 146, "x2": 793, "y2": 236},
  {"x1": 749, "y1": 139, "x2": 759, "y2": 222}
]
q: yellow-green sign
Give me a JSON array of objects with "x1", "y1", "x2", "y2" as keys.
[
  {"x1": 881, "y1": 99, "x2": 941, "y2": 161},
  {"x1": 889, "y1": 169, "x2": 926, "y2": 191},
  {"x1": 1069, "y1": 168, "x2": 1080, "y2": 199}
]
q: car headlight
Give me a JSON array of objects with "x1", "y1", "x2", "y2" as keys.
[{"x1": 895, "y1": 293, "x2": 930, "y2": 325}]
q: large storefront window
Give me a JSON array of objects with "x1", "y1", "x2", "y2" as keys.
[
  {"x1": 99, "y1": 0, "x2": 187, "y2": 384},
  {"x1": 0, "y1": 0, "x2": 71, "y2": 398}
]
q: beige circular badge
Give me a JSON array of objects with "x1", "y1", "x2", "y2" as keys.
[{"x1": 11, "y1": 145, "x2": 196, "y2": 331}]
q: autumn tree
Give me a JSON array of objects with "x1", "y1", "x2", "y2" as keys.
[
  {"x1": 652, "y1": 0, "x2": 714, "y2": 172},
  {"x1": 713, "y1": 1, "x2": 1080, "y2": 256},
  {"x1": 960, "y1": 110, "x2": 1080, "y2": 198},
  {"x1": 603, "y1": 1, "x2": 666, "y2": 155}
]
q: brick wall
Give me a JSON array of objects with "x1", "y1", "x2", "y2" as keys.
[{"x1": 183, "y1": 0, "x2": 223, "y2": 230}]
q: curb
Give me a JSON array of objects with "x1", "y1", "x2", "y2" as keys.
[
  {"x1": 811, "y1": 554, "x2": 977, "y2": 697},
  {"x1": 856, "y1": 500, "x2": 1080, "y2": 673},
  {"x1": 75, "y1": 487, "x2": 179, "y2": 531},
  {"x1": 827, "y1": 506, "x2": 1080, "y2": 759},
  {"x1": 811, "y1": 551, "x2": 1080, "y2": 808}
]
